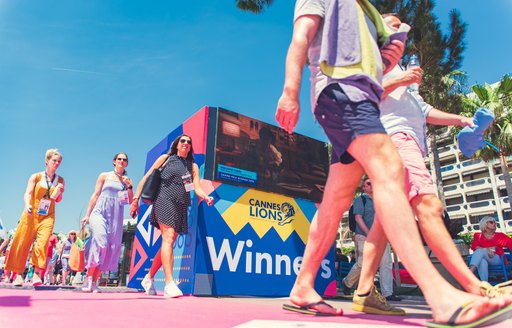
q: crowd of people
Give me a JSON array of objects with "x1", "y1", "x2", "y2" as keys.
[
  {"x1": 0, "y1": 134, "x2": 213, "y2": 298},
  {"x1": 1, "y1": 1, "x2": 512, "y2": 327}
]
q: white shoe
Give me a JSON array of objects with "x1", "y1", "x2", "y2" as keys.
[
  {"x1": 81, "y1": 276, "x2": 93, "y2": 292},
  {"x1": 32, "y1": 273, "x2": 42, "y2": 286},
  {"x1": 141, "y1": 274, "x2": 156, "y2": 296},
  {"x1": 163, "y1": 281, "x2": 183, "y2": 298},
  {"x1": 13, "y1": 275, "x2": 24, "y2": 286},
  {"x1": 91, "y1": 280, "x2": 100, "y2": 293}
]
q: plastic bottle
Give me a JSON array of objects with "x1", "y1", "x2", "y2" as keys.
[{"x1": 407, "y1": 54, "x2": 420, "y2": 92}]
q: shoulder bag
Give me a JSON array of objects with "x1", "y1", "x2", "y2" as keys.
[{"x1": 141, "y1": 155, "x2": 170, "y2": 205}]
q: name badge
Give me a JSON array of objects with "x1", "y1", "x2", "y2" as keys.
[
  {"x1": 37, "y1": 199, "x2": 51, "y2": 216},
  {"x1": 182, "y1": 173, "x2": 194, "y2": 192},
  {"x1": 118, "y1": 190, "x2": 130, "y2": 206}
]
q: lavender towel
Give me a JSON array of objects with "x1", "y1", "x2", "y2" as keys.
[{"x1": 320, "y1": 0, "x2": 360, "y2": 67}]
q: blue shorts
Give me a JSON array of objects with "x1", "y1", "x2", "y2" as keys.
[
  {"x1": 314, "y1": 83, "x2": 386, "y2": 164},
  {"x1": 61, "y1": 257, "x2": 69, "y2": 272}
]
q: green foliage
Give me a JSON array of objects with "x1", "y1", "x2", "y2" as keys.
[
  {"x1": 235, "y1": 0, "x2": 274, "y2": 13},
  {"x1": 458, "y1": 232, "x2": 474, "y2": 246},
  {"x1": 460, "y1": 74, "x2": 512, "y2": 160},
  {"x1": 372, "y1": 0, "x2": 468, "y2": 111},
  {"x1": 342, "y1": 245, "x2": 356, "y2": 256}
]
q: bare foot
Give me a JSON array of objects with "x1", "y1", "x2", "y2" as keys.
[
  {"x1": 432, "y1": 292, "x2": 512, "y2": 325},
  {"x1": 289, "y1": 283, "x2": 343, "y2": 315}
]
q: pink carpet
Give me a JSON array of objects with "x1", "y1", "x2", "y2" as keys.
[{"x1": 0, "y1": 288, "x2": 510, "y2": 327}]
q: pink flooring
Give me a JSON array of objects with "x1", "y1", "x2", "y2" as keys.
[{"x1": 0, "y1": 288, "x2": 511, "y2": 328}]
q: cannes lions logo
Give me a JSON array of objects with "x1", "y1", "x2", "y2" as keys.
[{"x1": 278, "y1": 202, "x2": 295, "y2": 226}]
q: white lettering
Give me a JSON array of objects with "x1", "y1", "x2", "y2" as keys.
[
  {"x1": 206, "y1": 237, "x2": 244, "y2": 272},
  {"x1": 255, "y1": 252, "x2": 272, "y2": 274},
  {"x1": 293, "y1": 256, "x2": 303, "y2": 275},
  {"x1": 205, "y1": 238, "x2": 333, "y2": 279},
  {"x1": 320, "y1": 259, "x2": 331, "y2": 278},
  {"x1": 275, "y1": 254, "x2": 291, "y2": 275}
]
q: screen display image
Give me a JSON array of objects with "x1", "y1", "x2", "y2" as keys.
[{"x1": 213, "y1": 108, "x2": 329, "y2": 203}]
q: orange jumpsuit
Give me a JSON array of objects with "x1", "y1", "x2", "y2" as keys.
[{"x1": 5, "y1": 173, "x2": 64, "y2": 273}]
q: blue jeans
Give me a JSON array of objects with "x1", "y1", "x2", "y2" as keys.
[{"x1": 470, "y1": 248, "x2": 501, "y2": 282}]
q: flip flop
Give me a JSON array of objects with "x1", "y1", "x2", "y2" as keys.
[
  {"x1": 283, "y1": 300, "x2": 343, "y2": 316},
  {"x1": 425, "y1": 301, "x2": 512, "y2": 328}
]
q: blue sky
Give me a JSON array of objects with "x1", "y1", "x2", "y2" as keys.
[{"x1": 1, "y1": 0, "x2": 511, "y2": 235}]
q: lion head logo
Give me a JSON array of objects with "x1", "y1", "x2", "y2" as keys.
[{"x1": 278, "y1": 202, "x2": 296, "y2": 226}]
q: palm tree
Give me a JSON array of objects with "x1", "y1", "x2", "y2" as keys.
[
  {"x1": 460, "y1": 74, "x2": 512, "y2": 210},
  {"x1": 235, "y1": 0, "x2": 274, "y2": 13}
]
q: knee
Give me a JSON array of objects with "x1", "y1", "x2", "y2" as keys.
[
  {"x1": 161, "y1": 231, "x2": 177, "y2": 247},
  {"x1": 91, "y1": 232, "x2": 108, "y2": 247},
  {"x1": 416, "y1": 197, "x2": 443, "y2": 227}
]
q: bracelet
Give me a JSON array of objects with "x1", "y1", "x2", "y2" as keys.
[{"x1": 127, "y1": 185, "x2": 133, "y2": 189}]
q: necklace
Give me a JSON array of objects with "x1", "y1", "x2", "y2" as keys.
[{"x1": 114, "y1": 170, "x2": 124, "y2": 178}]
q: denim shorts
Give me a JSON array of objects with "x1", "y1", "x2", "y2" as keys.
[{"x1": 315, "y1": 83, "x2": 386, "y2": 164}]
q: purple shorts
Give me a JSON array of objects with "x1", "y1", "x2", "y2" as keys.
[{"x1": 314, "y1": 83, "x2": 386, "y2": 164}]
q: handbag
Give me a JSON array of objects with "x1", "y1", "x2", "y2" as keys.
[
  {"x1": 68, "y1": 230, "x2": 85, "y2": 272},
  {"x1": 141, "y1": 155, "x2": 170, "y2": 205}
]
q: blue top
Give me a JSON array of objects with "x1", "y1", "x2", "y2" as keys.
[{"x1": 352, "y1": 193, "x2": 375, "y2": 237}]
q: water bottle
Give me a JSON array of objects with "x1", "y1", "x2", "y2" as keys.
[{"x1": 407, "y1": 54, "x2": 419, "y2": 92}]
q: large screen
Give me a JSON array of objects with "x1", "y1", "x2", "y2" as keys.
[{"x1": 206, "y1": 108, "x2": 329, "y2": 203}]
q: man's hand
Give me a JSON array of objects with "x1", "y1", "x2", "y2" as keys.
[
  {"x1": 276, "y1": 94, "x2": 300, "y2": 134},
  {"x1": 400, "y1": 67, "x2": 423, "y2": 87},
  {"x1": 459, "y1": 116, "x2": 475, "y2": 128},
  {"x1": 381, "y1": 40, "x2": 405, "y2": 74}
]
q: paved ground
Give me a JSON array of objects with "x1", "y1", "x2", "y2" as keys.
[{"x1": 0, "y1": 285, "x2": 510, "y2": 327}]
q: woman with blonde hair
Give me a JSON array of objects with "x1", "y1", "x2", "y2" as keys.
[
  {"x1": 5, "y1": 149, "x2": 65, "y2": 286},
  {"x1": 470, "y1": 216, "x2": 512, "y2": 282}
]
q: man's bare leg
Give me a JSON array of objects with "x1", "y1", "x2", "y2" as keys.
[
  {"x1": 289, "y1": 160, "x2": 364, "y2": 315},
  {"x1": 412, "y1": 194, "x2": 482, "y2": 294},
  {"x1": 348, "y1": 133, "x2": 512, "y2": 324}
]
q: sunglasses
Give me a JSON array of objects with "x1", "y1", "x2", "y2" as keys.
[
  {"x1": 70, "y1": 233, "x2": 76, "y2": 235},
  {"x1": 116, "y1": 158, "x2": 128, "y2": 162},
  {"x1": 180, "y1": 139, "x2": 192, "y2": 144},
  {"x1": 365, "y1": 182, "x2": 371, "y2": 186},
  {"x1": 487, "y1": 221, "x2": 496, "y2": 225}
]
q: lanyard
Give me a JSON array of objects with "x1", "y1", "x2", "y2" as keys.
[
  {"x1": 44, "y1": 172, "x2": 56, "y2": 199},
  {"x1": 114, "y1": 171, "x2": 127, "y2": 190}
]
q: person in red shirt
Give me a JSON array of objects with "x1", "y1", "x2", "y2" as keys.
[{"x1": 470, "y1": 217, "x2": 512, "y2": 282}]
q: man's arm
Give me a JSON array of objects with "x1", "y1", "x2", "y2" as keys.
[
  {"x1": 382, "y1": 67, "x2": 422, "y2": 98},
  {"x1": 354, "y1": 214, "x2": 370, "y2": 235},
  {"x1": 276, "y1": 14, "x2": 321, "y2": 134},
  {"x1": 426, "y1": 108, "x2": 474, "y2": 128},
  {"x1": 353, "y1": 196, "x2": 370, "y2": 235}
]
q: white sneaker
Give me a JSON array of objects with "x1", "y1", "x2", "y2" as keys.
[
  {"x1": 91, "y1": 280, "x2": 100, "y2": 293},
  {"x1": 141, "y1": 274, "x2": 156, "y2": 296},
  {"x1": 13, "y1": 275, "x2": 24, "y2": 286},
  {"x1": 163, "y1": 281, "x2": 183, "y2": 298},
  {"x1": 81, "y1": 276, "x2": 93, "y2": 292},
  {"x1": 32, "y1": 273, "x2": 42, "y2": 286}
]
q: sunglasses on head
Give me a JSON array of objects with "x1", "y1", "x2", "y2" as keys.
[
  {"x1": 180, "y1": 139, "x2": 192, "y2": 144},
  {"x1": 116, "y1": 158, "x2": 128, "y2": 162}
]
